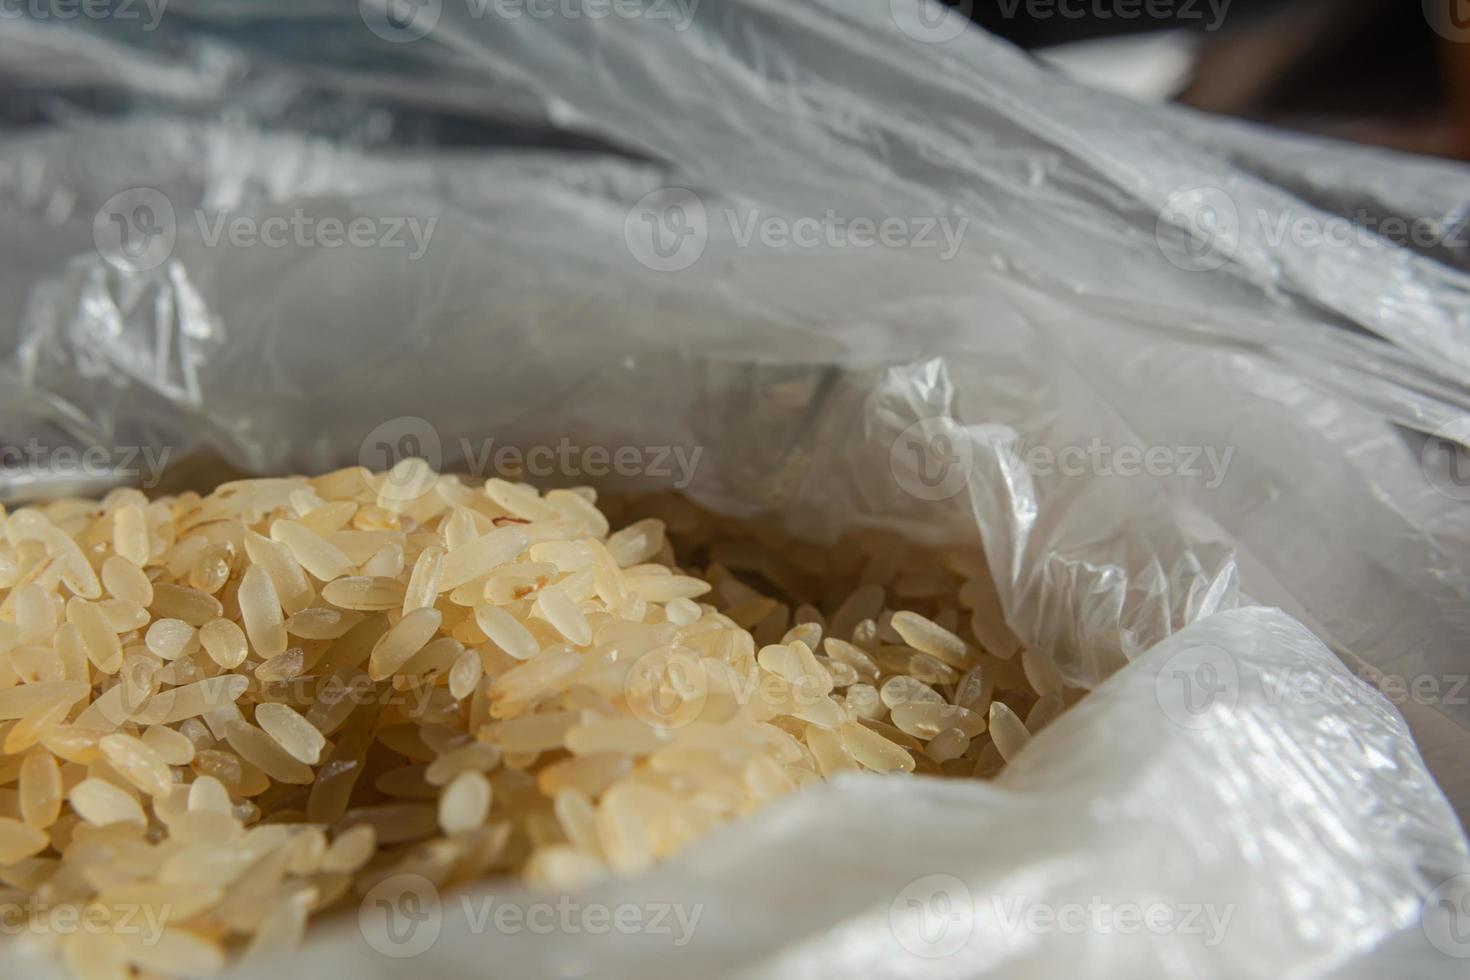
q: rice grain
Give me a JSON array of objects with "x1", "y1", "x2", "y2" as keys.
[
  {"x1": 69, "y1": 779, "x2": 146, "y2": 827},
  {"x1": 0, "y1": 468, "x2": 1073, "y2": 980},
  {"x1": 255, "y1": 703, "x2": 326, "y2": 765}
]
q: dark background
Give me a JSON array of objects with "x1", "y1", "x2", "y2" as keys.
[{"x1": 961, "y1": 0, "x2": 1463, "y2": 159}]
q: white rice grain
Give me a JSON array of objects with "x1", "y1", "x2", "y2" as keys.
[
  {"x1": 474, "y1": 605, "x2": 540, "y2": 661},
  {"x1": 238, "y1": 566, "x2": 287, "y2": 660},
  {"x1": 988, "y1": 702, "x2": 1032, "y2": 762},
  {"x1": 439, "y1": 527, "x2": 530, "y2": 591},
  {"x1": 0, "y1": 467, "x2": 1071, "y2": 980},
  {"x1": 69, "y1": 779, "x2": 146, "y2": 827},
  {"x1": 99, "y1": 558, "x2": 150, "y2": 605},
  {"x1": 270, "y1": 520, "x2": 356, "y2": 582},
  {"x1": 255, "y1": 703, "x2": 326, "y2": 765},
  {"x1": 438, "y1": 771, "x2": 492, "y2": 834}
]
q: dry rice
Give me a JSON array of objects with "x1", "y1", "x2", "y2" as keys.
[{"x1": 0, "y1": 468, "x2": 1076, "y2": 977}]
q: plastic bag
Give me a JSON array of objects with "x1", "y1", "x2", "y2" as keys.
[{"x1": 1, "y1": 1, "x2": 1468, "y2": 976}]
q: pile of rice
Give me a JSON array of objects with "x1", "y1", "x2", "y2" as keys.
[{"x1": 0, "y1": 463, "x2": 1076, "y2": 977}]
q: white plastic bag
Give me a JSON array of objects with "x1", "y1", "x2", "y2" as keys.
[{"x1": 1, "y1": 1, "x2": 1468, "y2": 976}]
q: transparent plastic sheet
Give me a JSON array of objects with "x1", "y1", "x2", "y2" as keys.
[{"x1": 0, "y1": 1, "x2": 1469, "y2": 976}]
